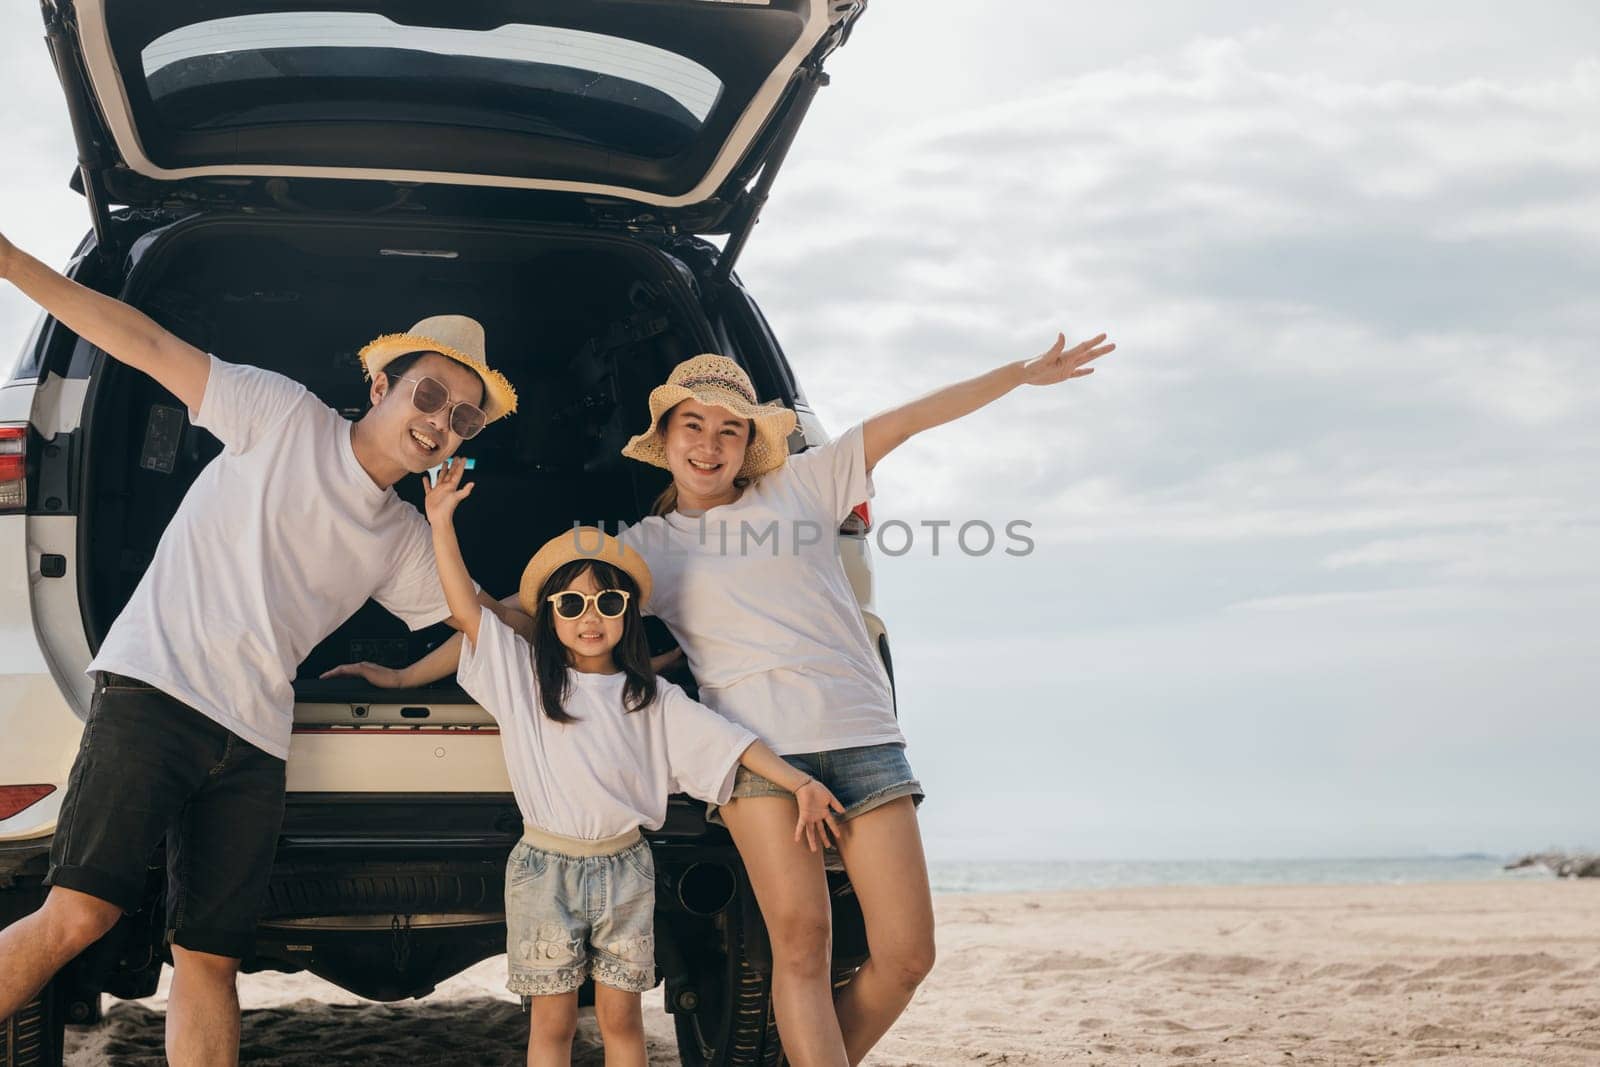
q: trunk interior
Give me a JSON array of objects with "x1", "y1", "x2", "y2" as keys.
[{"x1": 81, "y1": 216, "x2": 713, "y2": 702}]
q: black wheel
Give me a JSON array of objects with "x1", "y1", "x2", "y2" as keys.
[
  {"x1": 672, "y1": 877, "x2": 866, "y2": 1066},
  {"x1": 0, "y1": 880, "x2": 67, "y2": 1067},
  {"x1": 672, "y1": 915, "x2": 777, "y2": 1067},
  {"x1": 0, "y1": 981, "x2": 67, "y2": 1067}
]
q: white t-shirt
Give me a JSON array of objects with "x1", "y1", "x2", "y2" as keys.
[
  {"x1": 457, "y1": 608, "x2": 758, "y2": 840},
  {"x1": 87, "y1": 355, "x2": 454, "y2": 759},
  {"x1": 624, "y1": 423, "x2": 901, "y2": 756}
]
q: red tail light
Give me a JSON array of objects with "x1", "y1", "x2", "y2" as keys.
[
  {"x1": 0, "y1": 424, "x2": 26, "y2": 511},
  {"x1": 0, "y1": 784, "x2": 56, "y2": 820},
  {"x1": 840, "y1": 501, "x2": 872, "y2": 534}
]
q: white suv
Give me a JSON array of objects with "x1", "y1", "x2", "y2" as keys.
[{"x1": 0, "y1": 3, "x2": 892, "y2": 1065}]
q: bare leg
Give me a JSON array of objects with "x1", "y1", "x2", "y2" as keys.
[
  {"x1": 831, "y1": 798, "x2": 936, "y2": 1065},
  {"x1": 165, "y1": 945, "x2": 241, "y2": 1067},
  {"x1": 0, "y1": 887, "x2": 122, "y2": 1020},
  {"x1": 592, "y1": 984, "x2": 648, "y2": 1067},
  {"x1": 721, "y1": 795, "x2": 849, "y2": 1067},
  {"x1": 526, "y1": 990, "x2": 579, "y2": 1067}
]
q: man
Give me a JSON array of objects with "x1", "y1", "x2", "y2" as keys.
[{"x1": 0, "y1": 230, "x2": 518, "y2": 1065}]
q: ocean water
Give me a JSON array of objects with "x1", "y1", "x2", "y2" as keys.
[{"x1": 925, "y1": 856, "x2": 1553, "y2": 893}]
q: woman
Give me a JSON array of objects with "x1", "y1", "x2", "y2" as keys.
[{"x1": 615, "y1": 332, "x2": 1113, "y2": 1065}]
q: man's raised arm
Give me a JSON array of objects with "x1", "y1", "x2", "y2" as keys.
[{"x1": 0, "y1": 231, "x2": 209, "y2": 414}]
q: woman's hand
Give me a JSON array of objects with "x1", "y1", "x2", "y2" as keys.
[
  {"x1": 792, "y1": 779, "x2": 847, "y2": 852},
  {"x1": 862, "y1": 329, "x2": 1116, "y2": 471},
  {"x1": 424, "y1": 456, "x2": 474, "y2": 526},
  {"x1": 320, "y1": 661, "x2": 409, "y2": 687},
  {"x1": 1019, "y1": 332, "x2": 1115, "y2": 387}
]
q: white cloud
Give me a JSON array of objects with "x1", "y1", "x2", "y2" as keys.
[{"x1": 1, "y1": 4, "x2": 1596, "y2": 858}]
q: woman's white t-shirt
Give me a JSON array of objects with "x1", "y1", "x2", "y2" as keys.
[
  {"x1": 457, "y1": 607, "x2": 758, "y2": 840},
  {"x1": 87, "y1": 356, "x2": 453, "y2": 759},
  {"x1": 624, "y1": 424, "x2": 901, "y2": 756}
]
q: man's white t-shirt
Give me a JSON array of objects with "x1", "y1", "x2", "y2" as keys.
[
  {"x1": 624, "y1": 423, "x2": 901, "y2": 756},
  {"x1": 87, "y1": 355, "x2": 454, "y2": 759},
  {"x1": 457, "y1": 608, "x2": 758, "y2": 840}
]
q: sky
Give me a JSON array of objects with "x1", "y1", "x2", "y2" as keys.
[{"x1": 2, "y1": 4, "x2": 1597, "y2": 861}]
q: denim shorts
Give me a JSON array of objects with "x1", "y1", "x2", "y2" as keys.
[
  {"x1": 710, "y1": 742, "x2": 924, "y2": 825},
  {"x1": 46, "y1": 674, "x2": 286, "y2": 960},
  {"x1": 504, "y1": 827, "x2": 657, "y2": 996}
]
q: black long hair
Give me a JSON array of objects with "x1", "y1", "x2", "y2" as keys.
[{"x1": 532, "y1": 559, "x2": 656, "y2": 723}]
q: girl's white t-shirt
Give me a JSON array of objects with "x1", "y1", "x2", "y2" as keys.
[
  {"x1": 457, "y1": 607, "x2": 758, "y2": 840},
  {"x1": 624, "y1": 424, "x2": 901, "y2": 756},
  {"x1": 87, "y1": 356, "x2": 453, "y2": 759}
]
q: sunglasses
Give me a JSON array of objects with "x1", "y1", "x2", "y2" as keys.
[
  {"x1": 546, "y1": 589, "x2": 631, "y2": 620},
  {"x1": 394, "y1": 374, "x2": 487, "y2": 440}
]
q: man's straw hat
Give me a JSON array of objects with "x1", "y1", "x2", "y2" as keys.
[{"x1": 359, "y1": 314, "x2": 518, "y2": 423}]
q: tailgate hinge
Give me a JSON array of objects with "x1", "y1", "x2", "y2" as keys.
[{"x1": 710, "y1": 65, "x2": 832, "y2": 290}]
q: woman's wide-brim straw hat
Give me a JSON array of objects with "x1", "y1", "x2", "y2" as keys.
[
  {"x1": 621, "y1": 354, "x2": 796, "y2": 480},
  {"x1": 358, "y1": 314, "x2": 518, "y2": 423},
  {"x1": 519, "y1": 527, "x2": 654, "y2": 616}
]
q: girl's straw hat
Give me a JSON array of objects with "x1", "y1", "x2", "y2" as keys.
[
  {"x1": 621, "y1": 354, "x2": 796, "y2": 480},
  {"x1": 519, "y1": 527, "x2": 654, "y2": 616},
  {"x1": 359, "y1": 314, "x2": 518, "y2": 423}
]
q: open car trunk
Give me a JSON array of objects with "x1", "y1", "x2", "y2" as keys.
[{"x1": 80, "y1": 215, "x2": 714, "y2": 707}]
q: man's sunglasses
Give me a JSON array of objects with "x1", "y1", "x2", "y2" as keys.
[
  {"x1": 394, "y1": 374, "x2": 487, "y2": 440},
  {"x1": 546, "y1": 589, "x2": 631, "y2": 620}
]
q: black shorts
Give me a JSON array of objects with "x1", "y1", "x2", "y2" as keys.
[{"x1": 45, "y1": 674, "x2": 286, "y2": 959}]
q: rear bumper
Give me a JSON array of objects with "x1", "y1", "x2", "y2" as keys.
[
  {"x1": 275, "y1": 791, "x2": 714, "y2": 857},
  {"x1": 0, "y1": 833, "x2": 53, "y2": 883}
]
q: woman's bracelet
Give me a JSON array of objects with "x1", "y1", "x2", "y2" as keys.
[{"x1": 791, "y1": 773, "x2": 814, "y2": 793}]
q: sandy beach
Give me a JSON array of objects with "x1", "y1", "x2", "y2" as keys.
[{"x1": 63, "y1": 879, "x2": 1600, "y2": 1065}]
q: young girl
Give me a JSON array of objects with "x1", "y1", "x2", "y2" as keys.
[{"x1": 422, "y1": 458, "x2": 844, "y2": 1067}]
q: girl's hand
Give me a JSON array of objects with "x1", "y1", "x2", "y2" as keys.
[
  {"x1": 424, "y1": 456, "x2": 474, "y2": 526},
  {"x1": 320, "y1": 661, "x2": 408, "y2": 687},
  {"x1": 1019, "y1": 332, "x2": 1115, "y2": 387},
  {"x1": 792, "y1": 779, "x2": 846, "y2": 852},
  {"x1": 650, "y1": 646, "x2": 686, "y2": 675}
]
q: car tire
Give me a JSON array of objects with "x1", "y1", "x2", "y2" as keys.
[
  {"x1": 673, "y1": 907, "x2": 782, "y2": 1067},
  {"x1": 0, "y1": 981, "x2": 67, "y2": 1067}
]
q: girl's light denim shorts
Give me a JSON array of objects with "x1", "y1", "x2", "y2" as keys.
[
  {"x1": 709, "y1": 741, "x2": 924, "y2": 825},
  {"x1": 504, "y1": 827, "x2": 656, "y2": 996}
]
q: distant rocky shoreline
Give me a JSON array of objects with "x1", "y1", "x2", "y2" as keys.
[{"x1": 1504, "y1": 851, "x2": 1600, "y2": 877}]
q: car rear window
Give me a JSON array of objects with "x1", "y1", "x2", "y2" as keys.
[{"x1": 139, "y1": 12, "x2": 724, "y2": 160}]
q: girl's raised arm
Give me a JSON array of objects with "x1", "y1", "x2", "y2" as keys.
[
  {"x1": 861, "y1": 331, "x2": 1114, "y2": 473},
  {"x1": 424, "y1": 457, "x2": 485, "y2": 645}
]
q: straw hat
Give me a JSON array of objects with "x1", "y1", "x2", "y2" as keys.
[
  {"x1": 359, "y1": 314, "x2": 518, "y2": 423},
  {"x1": 621, "y1": 354, "x2": 796, "y2": 480},
  {"x1": 518, "y1": 527, "x2": 654, "y2": 616}
]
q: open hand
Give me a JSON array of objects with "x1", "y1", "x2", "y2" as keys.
[
  {"x1": 424, "y1": 456, "x2": 474, "y2": 525},
  {"x1": 1020, "y1": 332, "x2": 1115, "y2": 387},
  {"x1": 792, "y1": 780, "x2": 847, "y2": 852},
  {"x1": 320, "y1": 661, "x2": 407, "y2": 687}
]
